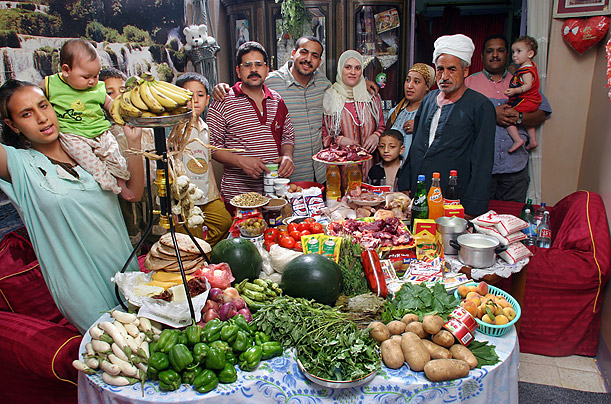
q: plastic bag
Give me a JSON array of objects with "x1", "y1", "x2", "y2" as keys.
[
  {"x1": 200, "y1": 263, "x2": 235, "y2": 289},
  {"x1": 269, "y1": 244, "x2": 302, "y2": 273}
]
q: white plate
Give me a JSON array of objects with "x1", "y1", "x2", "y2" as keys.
[{"x1": 229, "y1": 194, "x2": 270, "y2": 209}]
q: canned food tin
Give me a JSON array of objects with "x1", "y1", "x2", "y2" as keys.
[
  {"x1": 449, "y1": 307, "x2": 478, "y2": 333},
  {"x1": 444, "y1": 318, "x2": 474, "y2": 346}
]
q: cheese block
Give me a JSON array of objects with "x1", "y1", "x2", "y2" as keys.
[{"x1": 146, "y1": 271, "x2": 193, "y2": 289}]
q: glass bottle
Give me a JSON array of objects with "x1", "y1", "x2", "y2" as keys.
[
  {"x1": 520, "y1": 199, "x2": 535, "y2": 221},
  {"x1": 443, "y1": 170, "x2": 460, "y2": 205},
  {"x1": 411, "y1": 174, "x2": 429, "y2": 230},
  {"x1": 427, "y1": 172, "x2": 444, "y2": 220}
]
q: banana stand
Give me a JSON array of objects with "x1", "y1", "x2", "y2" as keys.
[{"x1": 115, "y1": 113, "x2": 210, "y2": 322}]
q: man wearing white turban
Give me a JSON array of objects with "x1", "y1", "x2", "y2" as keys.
[{"x1": 397, "y1": 34, "x2": 496, "y2": 217}]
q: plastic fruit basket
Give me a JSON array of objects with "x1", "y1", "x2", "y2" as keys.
[{"x1": 453, "y1": 282, "x2": 521, "y2": 337}]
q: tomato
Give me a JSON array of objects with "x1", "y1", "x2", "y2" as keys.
[
  {"x1": 293, "y1": 240, "x2": 303, "y2": 251},
  {"x1": 264, "y1": 228, "x2": 279, "y2": 242},
  {"x1": 297, "y1": 222, "x2": 310, "y2": 232},
  {"x1": 309, "y1": 222, "x2": 323, "y2": 234},
  {"x1": 287, "y1": 223, "x2": 299, "y2": 233},
  {"x1": 264, "y1": 240, "x2": 277, "y2": 251},
  {"x1": 278, "y1": 231, "x2": 290, "y2": 239},
  {"x1": 304, "y1": 217, "x2": 316, "y2": 223},
  {"x1": 289, "y1": 231, "x2": 302, "y2": 241},
  {"x1": 278, "y1": 235, "x2": 296, "y2": 249},
  {"x1": 299, "y1": 230, "x2": 311, "y2": 237}
]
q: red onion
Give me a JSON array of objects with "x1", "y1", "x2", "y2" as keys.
[
  {"x1": 232, "y1": 298, "x2": 246, "y2": 311},
  {"x1": 219, "y1": 302, "x2": 237, "y2": 321},
  {"x1": 223, "y1": 287, "x2": 241, "y2": 302},
  {"x1": 209, "y1": 288, "x2": 224, "y2": 303},
  {"x1": 203, "y1": 299, "x2": 220, "y2": 313},
  {"x1": 203, "y1": 308, "x2": 220, "y2": 323},
  {"x1": 238, "y1": 307, "x2": 252, "y2": 322}
]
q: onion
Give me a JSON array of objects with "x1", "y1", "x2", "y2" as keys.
[
  {"x1": 203, "y1": 308, "x2": 220, "y2": 323},
  {"x1": 223, "y1": 287, "x2": 241, "y2": 302},
  {"x1": 219, "y1": 302, "x2": 237, "y2": 321},
  {"x1": 209, "y1": 288, "x2": 224, "y2": 303},
  {"x1": 232, "y1": 298, "x2": 246, "y2": 311},
  {"x1": 238, "y1": 307, "x2": 252, "y2": 322},
  {"x1": 203, "y1": 299, "x2": 220, "y2": 313}
]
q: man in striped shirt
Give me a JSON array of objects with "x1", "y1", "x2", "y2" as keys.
[{"x1": 208, "y1": 41, "x2": 295, "y2": 202}]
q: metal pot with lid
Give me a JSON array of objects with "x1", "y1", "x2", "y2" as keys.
[
  {"x1": 449, "y1": 233, "x2": 507, "y2": 268},
  {"x1": 436, "y1": 216, "x2": 472, "y2": 255}
]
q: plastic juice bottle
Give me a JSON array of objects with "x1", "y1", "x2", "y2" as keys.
[
  {"x1": 345, "y1": 163, "x2": 362, "y2": 192},
  {"x1": 326, "y1": 164, "x2": 341, "y2": 205},
  {"x1": 411, "y1": 174, "x2": 429, "y2": 231},
  {"x1": 443, "y1": 170, "x2": 460, "y2": 205},
  {"x1": 428, "y1": 172, "x2": 444, "y2": 220}
]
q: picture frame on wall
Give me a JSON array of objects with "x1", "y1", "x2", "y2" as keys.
[{"x1": 553, "y1": 0, "x2": 611, "y2": 18}]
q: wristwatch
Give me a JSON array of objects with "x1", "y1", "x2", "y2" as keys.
[{"x1": 516, "y1": 112, "x2": 523, "y2": 125}]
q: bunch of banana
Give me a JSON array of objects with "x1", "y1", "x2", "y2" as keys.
[{"x1": 109, "y1": 73, "x2": 193, "y2": 125}]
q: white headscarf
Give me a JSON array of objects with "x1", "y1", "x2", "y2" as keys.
[
  {"x1": 432, "y1": 34, "x2": 475, "y2": 66},
  {"x1": 323, "y1": 50, "x2": 380, "y2": 137}
]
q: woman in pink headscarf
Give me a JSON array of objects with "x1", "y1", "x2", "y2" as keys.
[{"x1": 322, "y1": 50, "x2": 385, "y2": 176}]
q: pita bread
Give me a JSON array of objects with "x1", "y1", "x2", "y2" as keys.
[
  {"x1": 144, "y1": 254, "x2": 174, "y2": 271},
  {"x1": 162, "y1": 257, "x2": 204, "y2": 272},
  {"x1": 149, "y1": 242, "x2": 175, "y2": 260},
  {"x1": 159, "y1": 232, "x2": 211, "y2": 254},
  {"x1": 157, "y1": 243, "x2": 200, "y2": 259}
]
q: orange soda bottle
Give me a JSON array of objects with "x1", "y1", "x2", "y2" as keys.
[{"x1": 428, "y1": 172, "x2": 444, "y2": 220}]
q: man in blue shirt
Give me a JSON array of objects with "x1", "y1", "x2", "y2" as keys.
[{"x1": 465, "y1": 34, "x2": 552, "y2": 202}]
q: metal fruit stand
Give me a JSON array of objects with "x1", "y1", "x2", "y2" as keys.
[{"x1": 114, "y1": 112, "x2": 210, "y2": 321}]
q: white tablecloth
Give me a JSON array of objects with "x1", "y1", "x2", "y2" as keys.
[{"x1": 78, "y1": 316, "x2": 519, "y2": 404}]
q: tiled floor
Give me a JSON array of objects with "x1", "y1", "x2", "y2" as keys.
[{"x1": 519, "y1": 352, "x2": 608, "y2": 393}]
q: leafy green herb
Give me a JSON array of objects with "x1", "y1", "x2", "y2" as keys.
[
  {"x1": 467, "y1": 340, "x2": 500, "y2": 368},
  {"x1": 338, "y1": 236, "x2": 369, "y2": 297},
  {"x1": 382, "y1": 282, "x2": 459, "y2": 322},
  {"x1": 252, "y1": 296, "x2": 379, "y2": 381}
]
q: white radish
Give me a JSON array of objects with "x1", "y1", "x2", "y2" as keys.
[
  {"x1": 124, "y1": 323, "x2": 140, "y2": 338},
  {"x1": 91, "y1": 339, "x2": 111, "y2": 353},
  {"x1": 89, "y1": 325, "x2": 104, "y2": 340},
  {"x1": 138, "y1": 317, "x2": 152, "y2": 333},
  {"x1": 98, "y1": 321, "x2": 128, "y2": 349},
  {"x1": 99, "y1": 360, "x2": 121, "y2": 376},
  {"x1": 111, "y1": 343, "x2": 130, "y2": 362},
  {"x1": 113, "y1": 321, "x2": 129, "y2": 338},
  {"x1": 108, "y1": 354, "x2": 139, "y2": 377},
  {"x1": 110, "y1": 309, "x2": 138, "y2": 325},
  {"x1": 102, "y1": 372, "x2": 138, "y2": 386},
  {"x1": 72, "y1": 360, "x2": 96, "y2": 375}
]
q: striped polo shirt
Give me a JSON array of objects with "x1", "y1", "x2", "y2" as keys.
[
  {"x1": 208, "y1": 82, "x2": 295, "y2": 201},
  {"x1": 266, "y1": 61, "x2": 330, "y2": 183}
]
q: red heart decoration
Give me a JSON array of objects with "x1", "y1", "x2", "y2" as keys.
[{"x1": 562, "y1": 16, "x2": 610, "y2": 55}]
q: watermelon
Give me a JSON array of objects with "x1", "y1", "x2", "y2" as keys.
[
  {"x1": 210, "y1": 238, "x2": 262, "y2": 283},
  {"x1": 281, "y1": 254, "x2": 343, "y2": 305}
]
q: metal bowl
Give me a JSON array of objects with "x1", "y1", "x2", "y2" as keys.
[
  {"x1": 296, "y1": 358, "x2": 378, "y2": 389},
  {"x1": 124, "y1": 110, "x2": 193, "y2": 128}
]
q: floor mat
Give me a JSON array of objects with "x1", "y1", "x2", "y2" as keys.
[{"x1": 519, "y1": 381, "x2": 609, "y2": 403}]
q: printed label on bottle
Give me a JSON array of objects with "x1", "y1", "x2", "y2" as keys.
[
  {"x1": 539, "y1": 228, "x2": 552, "y2": 239},
  {"x1": 429, "y1": 189, "x2": 442, "y2": 202},
  {"x1": 443, "y1": 198, "x2": 460, "y2": 205}
]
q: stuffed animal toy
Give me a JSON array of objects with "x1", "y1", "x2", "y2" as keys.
[{"x1": 183, "y1": 24, "x2": 217, "y2": 51}]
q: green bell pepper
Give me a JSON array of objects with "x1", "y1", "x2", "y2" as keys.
[
  {"x1": 149, "y1": 352, "x2": 170, "y2": 372},
  {"x1": 231, "y1": 330, "x2": 252, "y2": 353},
  {"x1": 232, "y1": 314, "x2": 253, "y2": 336},
  {"x1": 181, "y1": 365, "x2": 203, "y2": 384},
  {"x1": 148, "y1": 341, "x2": 158, "y2": 354},
  {"x1": 168, "y1": 343, "x2": 194, "y2": 373},
  {"x1": 239, "y1": 345, "x2": 262, "y2": 371},
  {"x1": 147, "y1": 366, "x2": 159, "y2": 381},
  {"x1": 205, "y1": 346, "x2": 226, "y2": 370},
  {"x1": 209, "y1": 340, "x2": 232, "y2": 354},
  {"x1": 225, "y1": 349, "x2": 237, "y2": 366},
  {"x1": 192, "y1": 342, "x2": 209, "y2": 365},
  {"x1": 192, "y1": 369, "x2": 219, "y2": 394},
  {"x1": 177, "y1": 331, "x2": 188, "y2": 346},
  {"x1": 157, "y1": 329, "x2": 179, "y2": 353},
  {"x1": 254, "y1": 331, "x2": 271, "y2": 346},
  {"x1": 217, "y1": 363, "x2": 238, "y2": 384},
  {"x1": 185, "y1": 321, "x2": 202, "y2": 347},
  {"x1": 201, "y1": 319, "x2": 223, "y2": 343},
  {"x1": 158, "y1": 369, "x2": 181, "y2": 391},
  {"x1": 220, "y1": 323, "x2": 239, "y2": 344},
  {"x1": 260, "y1": 341, "x2": 283, "y2": 360}
]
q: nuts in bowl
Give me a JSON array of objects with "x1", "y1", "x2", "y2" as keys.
[{"x1": 238, "y1": 218, "x2": 268, "y2": 238}]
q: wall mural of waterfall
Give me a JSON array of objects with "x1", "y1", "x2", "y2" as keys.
[{"x1": 0, "y1": 0, "x2": 190, "y2": 84}]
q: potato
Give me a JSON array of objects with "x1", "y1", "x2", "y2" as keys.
[
  {"x1": 369, "y1": 321, "x2": 390, "y2": 343},
  {"x1": 401, "y1": 313, "x2": 419, "y2": 325},
  {"x1": 387, "y1": 320, "x2": 407, "y2": 335},
  {"x1": 424, "y1": 359, "x2": 470, "y2": 382},
  {"x1": 381, "y1": 339, "x2": 405, "y2": 369},
  {"x1": 431, "y1": 330, "x2": 455, "y2": 348},
  {"x1": 405, "y1": 321, "x2": 429, "y2": 339},
  {"x1": 389, "y1": 335, "x2": 403, "y2": 345},
  {"x1": 434, "y1": 315, "x2": 445, "y2": 328},
  {"x1": 421, "y1": 339, "x2": 452, "y2": 359},
  {"x1": 400, "y1": 332, "x2": 430, "y2": 372},
  {"x1": 423, "y1": 315, "x2": 443, "y2": 335},
  {"x1": 450, "y1": 344, "x2": 478, "y2": 369}
]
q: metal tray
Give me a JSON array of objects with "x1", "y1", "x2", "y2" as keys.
[
  {"x1": 296, "y1": 358, "x2": 378, "y2": 389},
  {"x1": 124, "y1": 110, "x2": 193, "y2": 128}
]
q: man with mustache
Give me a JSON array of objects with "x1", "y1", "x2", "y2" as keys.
[
  {"x1": 208, "y1": 41, "x2": 295, "y2": 202},
  {"x1": 465, "y1": 35, "x2": 552, "y2": 202},
  {"x1": 397, "y1": 34, "x2": 496, "y2": 218}
]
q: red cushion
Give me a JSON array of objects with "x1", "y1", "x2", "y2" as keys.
[{"x1": 0, "y1": 230, "x2": 64, "y2": 322}]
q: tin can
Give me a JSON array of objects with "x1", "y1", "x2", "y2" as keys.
[
  {"x1": 449, "y1": 307, "x2": 478, "y2": 333},
  {"x1": 265, "y1": 163, "x2": 279, "y2": 178},
  {"x1": 443, "y1": 318, "x2": 474, "y2": 346}
]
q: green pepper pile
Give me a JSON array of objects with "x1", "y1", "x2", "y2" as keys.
[{"x1": 147, "y1": 314, "x2": 282, "y2": 393}]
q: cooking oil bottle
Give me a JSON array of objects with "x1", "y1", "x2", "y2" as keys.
[
  {"x1": 326, "y1": 164, "x2": 341, "y2": 206},
  {"x1": 345, "y1": 163, "x2": 362, "y2": 192}
]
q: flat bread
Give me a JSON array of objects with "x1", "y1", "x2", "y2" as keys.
[
  {"x1": 162, "y1": 257, "x2": 204, "y2": 272},
  {"x1": 159, "y1": 232, "x2": 211, "y2": 254},
  {"x1": 144, "y1": 254, "x2": 174, "y2": 271},
  {"x1": 149, "y1": 242, "x2": 175, "y2": 260},
  {"x1": 157, "y1": 242, "x2": 200, "y2": 259}
]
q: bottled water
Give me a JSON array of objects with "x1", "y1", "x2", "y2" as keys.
[
  {"x1": 536, "y1": 211, "x2": 552, "y2": 248},
  {"x1": 522, "y1": 208, "x2": 537, "y2": 246}
]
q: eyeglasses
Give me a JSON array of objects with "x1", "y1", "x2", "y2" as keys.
[{"x1": 239, "y1": 61, "x2": 266, "y2": 69}]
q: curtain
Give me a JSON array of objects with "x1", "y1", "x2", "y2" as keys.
[{"x1": 526, "y1": 0, "x2": 552, "y2": 204}]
